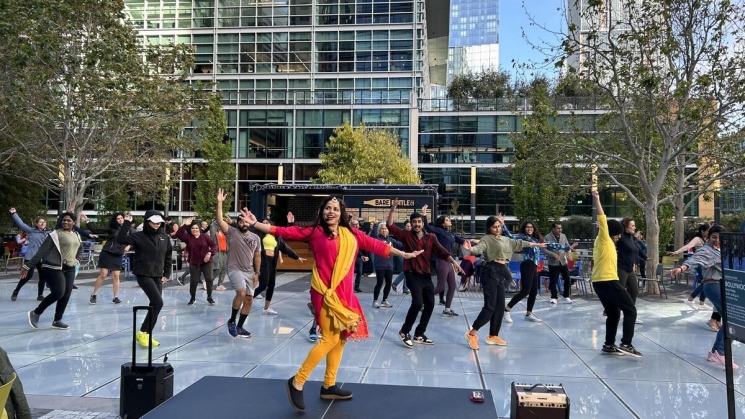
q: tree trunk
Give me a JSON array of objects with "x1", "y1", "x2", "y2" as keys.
[
  {"x1": 673, "y1": 168, "x2": 686, "y2": 250},
  {"x1": 645, "y1": 203, "x2": 660, "y2": 295}
]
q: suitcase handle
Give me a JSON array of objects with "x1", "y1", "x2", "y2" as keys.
[{"x1": 132, "y1": 306, "x2": 154, "y2": 369}]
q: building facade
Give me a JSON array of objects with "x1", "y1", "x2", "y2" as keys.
[{"x1": 33, "y1": 1, "x2": 712, "y2": 234}]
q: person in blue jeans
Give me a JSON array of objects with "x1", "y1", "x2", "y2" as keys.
[
  {"x1": 391, "y1": 220, "x2": 412, "y2": 294},
  {"x1": 671, "y1": 225, "x2": 734, "y2": 369}
]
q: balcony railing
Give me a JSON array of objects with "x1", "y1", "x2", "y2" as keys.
[{"x1": 418, "y1": 97, "x2": 610, "y2": 112}]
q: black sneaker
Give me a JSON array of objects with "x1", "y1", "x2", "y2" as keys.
[
  {"x1": 188, "y1": 296, "x2": 196, "y2": 306},
  {"x1": 354, "y1": 288, "x2": 362, "y2": 293},
  {"x1": 207, "y1": 297, "x2": 215, "y2": 306},
  {"x1": 285, "y1": 376, "x2": 305, "y2": 412},
  {"x1": 443, "y1": 309, "x2": 459, "y2": 317},
  {"x1": 37, "y1": 295, "x2": 44, "y2": 301},
  {"x1": 177, "y1": 276, "x2": 185, "y2": 286},
  {"x1": 11, "y1": 291, "x2": 18, "y2": 301},
  {"x1": 28, "y1": 310, "x2": 40, "y2": 329},
  {"x1": 398, "y1": 331, "x2": 413, "y2": 348},
  {"x1": 89, "y1": 295, "x2": 97, "y2": 305},
  {"x1": 413, "y1": 335, "x2": 434, "y2": 345},
  {"x1": 403, "y1": 290, "x2": 410, "y2": 295},
  {"x1": 52, "y1": 320, "x2": 69, "y2": 330},
  {"x1": 320, "y1": 385, "x2": 353, "y2": 400},
  {"x1": 618, "y1": 344, "x2": 643, "y2": 358},
  {"x1": 72, "y1": 285, "x2": 78, "y2": 290},
  {"x1": 439, "y1": 300, "x2": 446, "y2": 306},
  {"x1": 601, "y1": 344, "x2": 625, "y2": 355},
  {"x1": 112, "y1": 297, "x2": 121, "y2": 305}
]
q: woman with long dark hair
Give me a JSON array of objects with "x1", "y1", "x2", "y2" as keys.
[
  {"x1": 81, "y1": 212, "x2": 131, "y2": 305},
  {"x1": 175, "y1": 217, "x2": 217, "y2": 306},
  {"x1": 503, "y1": 220, "x2": 572, "y2": 323},
  {"x1": 244, "y1": 196, "x2": 421, "y2": 412},
  {"x1": 465, "y1": 216, "x2": 545, "y2": 350},
  {"x1": 23, "y1": 212, "x2": 82, "y2": 330},
  {"x1": 421, "y1": 204, "x2": 472, "y2": 317}
]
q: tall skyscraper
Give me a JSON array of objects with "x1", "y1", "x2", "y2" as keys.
[
  {"x1": 123, "y1": 0, "x2": 436, "y2": 212},
  {"x1": 446, "y1": 0, "x2": 499, "y2": 83}
]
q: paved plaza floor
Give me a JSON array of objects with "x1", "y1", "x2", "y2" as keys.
[{"x1": 1, "y1": 270, "x2": 744, "y2": 419}]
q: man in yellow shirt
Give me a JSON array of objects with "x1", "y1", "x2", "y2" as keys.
[{"x1": 591, "y1": 190, "x2": 642, "y2": 357}]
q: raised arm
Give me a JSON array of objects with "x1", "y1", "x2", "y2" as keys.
[
  {"x1": 386, "y1": 199, "x2": 399, "y2": 227},
  {"x1": 216, "y1": 188, "x2": 231, "y2": 234},
  {"x1": 9, "y1": 209, "x2": 35, "y2": 234},
  {"x1": 174, "y1": 218, "x2": 194, "y2": 243},
  {"x1": 593, "y1": 190, "x2": 604, "y2": 216}
]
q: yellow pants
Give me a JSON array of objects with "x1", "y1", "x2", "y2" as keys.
[{"x1": 295, "y1": 304, "x2": 346, "y2": 387}]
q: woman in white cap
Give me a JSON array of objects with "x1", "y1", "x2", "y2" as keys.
[{"x1": 116, "y1": 210, "x2": 172, "y2": 347}]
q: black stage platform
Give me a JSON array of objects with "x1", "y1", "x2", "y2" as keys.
[{"x1": 142, "y1": 376, "x2": 498, "y2": 419}]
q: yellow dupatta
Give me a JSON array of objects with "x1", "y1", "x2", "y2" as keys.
[{"x1": 310, "y1": 227, "x2": 366, "y2": 336}]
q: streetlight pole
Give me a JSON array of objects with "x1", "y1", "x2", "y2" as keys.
[{"x1": 470, "y1": 166, "x2": 476, "y2": 237}]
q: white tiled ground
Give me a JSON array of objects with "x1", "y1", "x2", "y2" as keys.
[{"x1": 3, "y1": 273, "x2": 745, "y2": 418}]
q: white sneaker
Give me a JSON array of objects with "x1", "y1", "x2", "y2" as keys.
[
  {"x1": 200, "y1": 281, "x2": 206, "y2": 290},
  {"x1": 635, "y1": 318, "x2": 643, "y2": 325},
  {"x1": 564, "y1": 297, "x2": 573, "y2": 304},
  {"x1": 525, "y1": 313, "x2": 542, "y2": 322},
  {"x1": 549, "y1": 298, "x2": 558, "y2": 305},
  {"x1": 381, "y1": 300, "x2": 393, "y2": 308},
  {"x1": 263, "y1": 308, "x2": 278, "y2": 315},
  {"x1": 254, "y1": 294, "x2": 263, "y2": 300},
  {"x1": 684, "y1": 299, "x2": 699, "y2": 310},
  {"x1": 373, "y1": 301, "x2": 381, "y2": 309},
  {"x1": 503, "y1": 311, "x2": 513, "y2": 323},
  {"x1": 368, "y1": 272, "x2": 376, "y2": 277}
]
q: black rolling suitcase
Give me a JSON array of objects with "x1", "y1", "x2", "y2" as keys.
[{"x1": 119, "y1": 306, "x2": 174, "y2": 419}]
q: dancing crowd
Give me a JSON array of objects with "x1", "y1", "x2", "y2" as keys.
[{"x1": 6, "y1": 189, "x2": 737, "y2": 410}]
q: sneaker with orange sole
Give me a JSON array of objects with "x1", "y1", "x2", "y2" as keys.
[
  {"x1": 465, "y1": 332, "x2": 479, "y2": 350},
  {"x1": 486, "y1": 335, "x2": 507, "y2": 346}
]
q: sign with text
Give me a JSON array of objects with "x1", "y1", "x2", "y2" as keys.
[
  {"x1": 721, "y1": 233, "x2": 745, "y2": 344},
  {"x1": 723, "y1": 269, "x2": 745, "y2": 342}
]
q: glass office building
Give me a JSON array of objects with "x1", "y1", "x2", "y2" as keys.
[
  {"x1": 446, "y1": 0, "x2": 499, "y2": 84},
  {"x1": 122, "y1": 0, "x2": 429, "y2": 211}
]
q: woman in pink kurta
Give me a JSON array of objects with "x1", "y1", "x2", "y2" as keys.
[{"x1": 244, "y1": 196, "x2": 421, "y2": 412}]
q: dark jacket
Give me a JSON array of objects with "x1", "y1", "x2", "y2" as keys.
[
  {"x1": 23, "y1": 230, "x2": 82, "y2": 271},
  {"x1": 116, "y1": 220, "x2": 172, "y2": 278},
  {"x1": 616, "y1": 232, "x2": 639, "y2": 273},
  {"x1": 86, "y1": 222, "x2": 131, "y2": 255},
  {"x1": 0, "y1": 346, "x2": 31, "y2": 419},
  {"x1": 370, "y1": 224, "x2": 403, "y2": 271}
]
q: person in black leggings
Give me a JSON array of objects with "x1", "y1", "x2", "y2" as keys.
[
  {"x1": 253, "y1": 217, "x2": 305, "y2": 315},
  {"x1": 504, "y1": 221, "x2": 572, "y2": 323},
  {"x1": 23, "y1": 212, "x2": 82, "y2": 330},
  {"x1": 369, "y1": 222, "x2": 403, "y2": 309},
  {"x1": 616, "y1": 217, "x2": 643, "y2": 325},
  {"x1": 116, "y1": 211, "x2": 172, "y2": 347}
]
